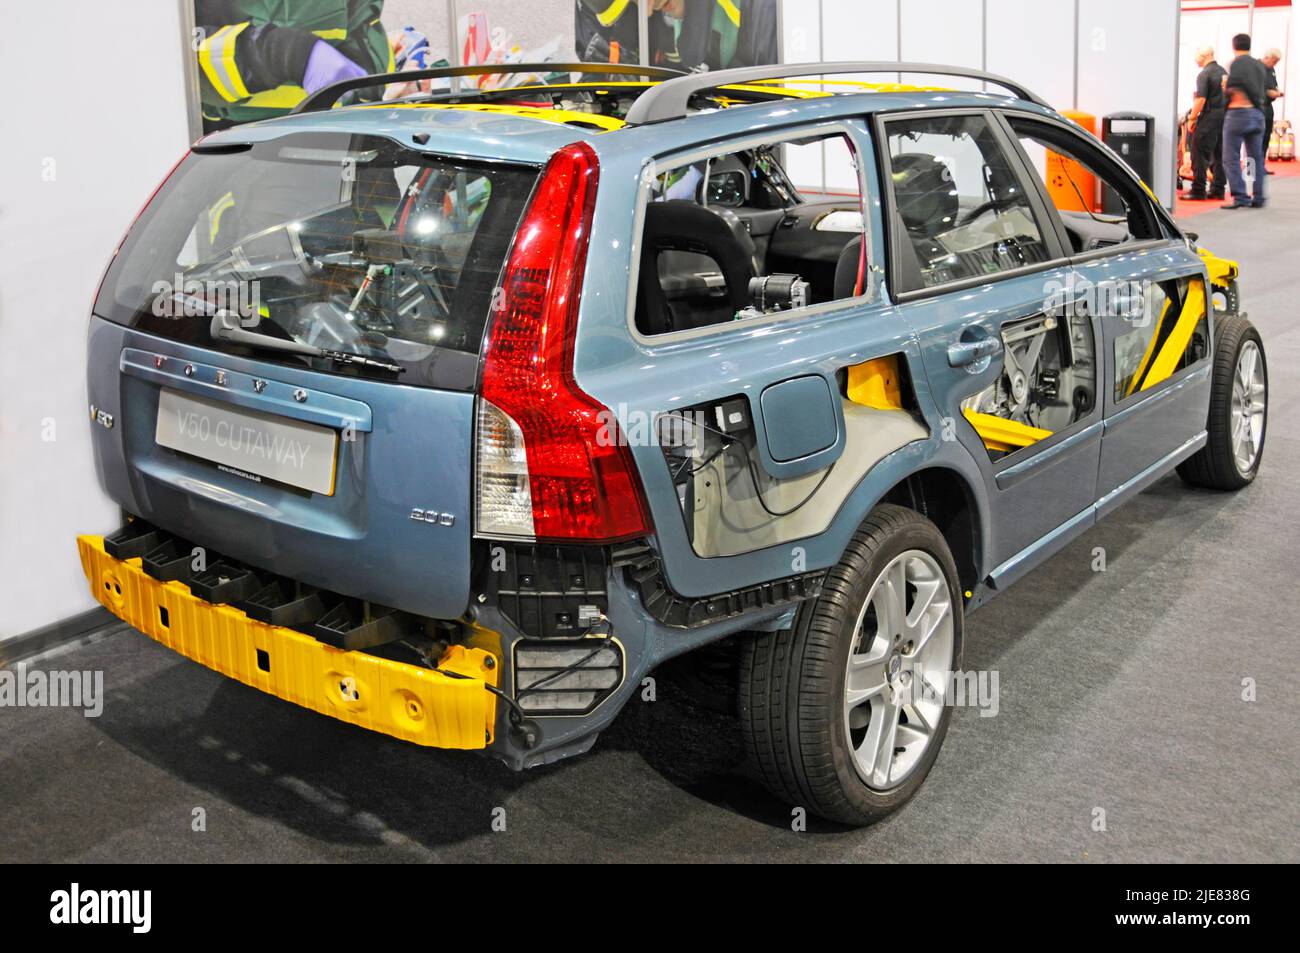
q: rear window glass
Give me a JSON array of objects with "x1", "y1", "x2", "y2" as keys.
[{"x1": 95, "y1": 132, "x2": 538, "y2": 389}]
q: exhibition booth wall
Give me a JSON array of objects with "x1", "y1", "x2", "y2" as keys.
[
  {"x1": 1, "y1": 1, "x2": 193, "y2": 639},
  {"x1": 781, "y1": 0, "x2": 1182, "y2": 204}
]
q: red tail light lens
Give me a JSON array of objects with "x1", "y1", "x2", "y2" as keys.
[{"x1": 479, "y1": 142, "x2": 650, "y2": 543}]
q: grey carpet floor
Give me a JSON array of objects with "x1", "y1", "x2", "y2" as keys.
[{"x1": 2, "y1": 181, "x2": 1297, "y2": 864}]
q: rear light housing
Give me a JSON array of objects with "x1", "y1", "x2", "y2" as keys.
[
  {"x1": 475, "y1": 399, "x2": 534, "y2": 537},
  {"x1": 476, "y1": 142, "x2": 650, "y2": 543}
]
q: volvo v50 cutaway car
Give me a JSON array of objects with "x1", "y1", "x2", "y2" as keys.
[{"x1": 81, "y1": 61, "x2": 1266, "y2": 825}]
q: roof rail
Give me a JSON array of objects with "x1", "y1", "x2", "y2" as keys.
[
  {"x1": 623, "y1": 61, "x2": 1050, "y2": 124},
  {"x1": 293, "y1": 62, "x2": 685, "y2": 114}
]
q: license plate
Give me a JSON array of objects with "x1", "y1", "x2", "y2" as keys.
[{"x1": 155, "y1": 389, "x2": 338, "y2": 495}]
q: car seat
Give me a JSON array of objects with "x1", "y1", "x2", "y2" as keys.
[
  {"x1": 636, "y1": 200, "x2": 758, "y2": 335},
  {"x1": 834, "y1": 233, "x2": 870, "y2": 300},
  {"x1": 891, "y1": 153, "x2": 959, "y2": 236}
]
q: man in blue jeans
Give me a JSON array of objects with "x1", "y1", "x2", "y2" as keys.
[{"x1": 1221, "y1": 33, "x2": 1269, "y2": 209}]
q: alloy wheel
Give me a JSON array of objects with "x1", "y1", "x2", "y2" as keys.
[
  {"x1": 1231, "y1": 340, "x2": 1266, "y2": 474},
  {"x1": 843, "y1": 549, "x2": 955, "y2": 790}
]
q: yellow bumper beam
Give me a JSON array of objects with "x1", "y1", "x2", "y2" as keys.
[{"x1": 76, "y1": 535, "x2": 498, "y2": 749}]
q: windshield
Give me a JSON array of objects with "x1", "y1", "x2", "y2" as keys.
[{"x1": 95, "y1": 132, "x2": 538, "y2": 389}]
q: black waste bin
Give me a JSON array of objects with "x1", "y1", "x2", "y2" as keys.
[{"x1": 1102, "y1": 112, "x2": 1155, "y2": 214}]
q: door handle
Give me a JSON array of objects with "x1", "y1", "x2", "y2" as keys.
[{"x1": 947, "y1": 336, "x2": 1003, "y2": 368}]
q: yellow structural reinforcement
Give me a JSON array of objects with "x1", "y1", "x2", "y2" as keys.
[
  {"x1": 76, "y1": 535, "x2": 498, "y2": 749},
  {"x1": 365, "y1": 101, "x2": 628, "y2": 131},
  {"x1": 1197, "y1": 247, "x2": 1238, "y2": 285},
  {"x1": 1126, "y1": 278, "x2": 1209, "y2": 397},
  {"x1": 361, "y1": 78, "x2": 945, "y2": 130},
  {"x1": 847, "y1": 356, "x2": 903, "y2": 409},
  {"x1": 963, "y1": 409, "x2": 1053, "y2": 454}
]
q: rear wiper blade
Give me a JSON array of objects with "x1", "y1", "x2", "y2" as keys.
[{"x1": 209, "y1": 315, "x2": 404, "y2": 374}]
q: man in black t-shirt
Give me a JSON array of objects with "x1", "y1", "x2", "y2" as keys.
[
  {"x1": 1186, "y1": 45, "x2": 1226, "y2": 199},
  {"x1": 1261, "y1": 48, "x2": 1283, "y2": 173},
  {"x1": 1221, "y1": 33, "x2": 1269, "y2": 208}
]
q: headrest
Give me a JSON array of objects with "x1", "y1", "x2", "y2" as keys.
[
  {"x1": 891, "y1": 153, "x2": 959, "y2": 235},
  {"x1": 637, "y1": 201, "x2": 758, "y2": 335},
  {"x1": 644, "y1": 201, "x2": 756, "y2": 278}
]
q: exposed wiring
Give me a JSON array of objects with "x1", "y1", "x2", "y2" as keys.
[
  {"x1": 411, "y1": 615, "x2": 617, "y2": 725},
  {"x1": 514, "y1": 632, "x2": 615, "y2": 702},
  {"x1": 669, "y1": 437, "x2": 732, "y2": 481},
  {"x1": 428, "y1": 662, "x2": 530, "y2": 726},
  {"x1": 399, "y1": 638, "x2": 531, "y2": 725},
  {"x1": 665, "y1": 412, "x2": 739, "y2": 481},
  {"x1": 1059, "y1": 155, "x2": 1114, "y2": 227},
  {"x1": 668, "y1": 411, "x2": 835, "y2": 518},
  {"x1": 843, "y1": 134, "x2": 868, "y2": 296},
  {"x1": 742, "y1": 451, "x2": 835, "y2": 518}
]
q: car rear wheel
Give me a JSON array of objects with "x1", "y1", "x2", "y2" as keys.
[
  {"x1": 1177, "y1": 315, "x2": 1267, "y2": 490},
  {"x1": 739, "y1": 505, "x2": 963, "y2": 825}
]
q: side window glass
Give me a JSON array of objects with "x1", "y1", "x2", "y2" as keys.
[
  {"x1": 1009, "y1": 118, "x2": 1162, "y2": 252},
  {"x1": 883, "y1": 114, "x2": 1050, "y2": 290},
  {"x1": 635, "y1": 131, "x2": 867, "y2": 336}
]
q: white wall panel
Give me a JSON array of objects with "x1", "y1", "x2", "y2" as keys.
[
  {"x1": 0, "y1": 0, "x2": 191, "y2": 638},
  {"x1": 1291, "y1": 6, "x2": 1300, "y2": 122},
  {"x1": 986, "y1": 0, "x2": 1076, "y2": 111},
  {"x1": 779, "y1": 1, "x2": 826, "y2": 190},
  {"x1": 821, "y1": 0, "x2": 899, "y2": 61},
  {"x1": 1077, "y1": 0, "x2": 1180, "y2": 205},
  {"x1": 899, "y1": 0, "x2": 984, "y2": 90},
  {"x1": 783, "y1": 0, "x2": 824, "y2": 63}
]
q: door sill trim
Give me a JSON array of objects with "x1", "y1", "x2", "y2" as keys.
[{"x1": 986, "y1": 431, "x2": 1207, "y2": 590}]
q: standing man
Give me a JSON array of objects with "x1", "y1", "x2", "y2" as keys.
[
  {"x1": 1261, "y1": 48, "x2": 1284, "y2": 174},
  {"x1": 1185, "y1": 45, "x2": 1226, "y2": 200},
  {"x1": 1221, "y1": 33, "x2": 1269, "y2": 209}
]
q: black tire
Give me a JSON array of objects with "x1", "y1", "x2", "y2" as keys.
[
  {"x1": 1177, "y1": 315, "x2": 1267, "y2": 490},
  {"x1": 739, "y1": 505, "x2": 963, "y2": 826}
]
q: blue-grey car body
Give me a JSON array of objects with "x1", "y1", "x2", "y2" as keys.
[{"x1": 87, "y1": 86, "x2": 1218, "y2": 766}]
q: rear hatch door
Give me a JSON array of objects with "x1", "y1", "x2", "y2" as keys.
[{"x1": 89, "y1": 132, "x2": 539, "y2": 618}]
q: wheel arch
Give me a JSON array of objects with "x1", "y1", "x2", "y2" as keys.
[{"x1": 876, "y1": 465, "x2": 985, "y2": 597}]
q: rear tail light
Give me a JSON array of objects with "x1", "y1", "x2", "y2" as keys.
[
  {"x1": 475, "y1": 398, "x2": 534, "y2": 537},
  {"x1": 476, "y1": 142, "x2": 650, "y2": 543}
]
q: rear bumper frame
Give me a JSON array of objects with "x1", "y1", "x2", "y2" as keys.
[{"x1": 77, "y1": 534, "x2": 499, "y2": 750}]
